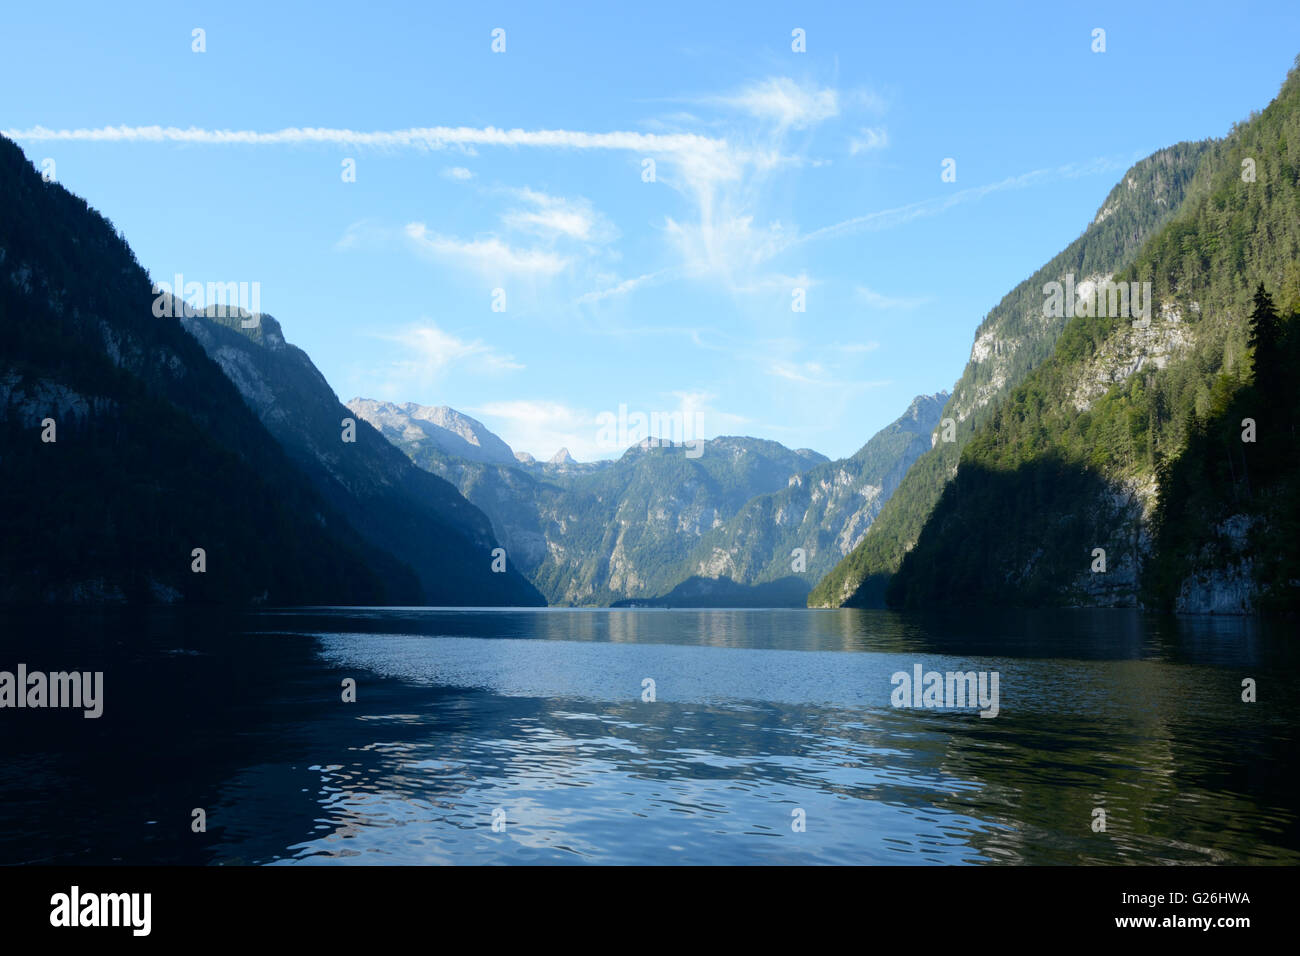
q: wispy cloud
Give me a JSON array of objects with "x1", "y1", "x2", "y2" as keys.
[
  {"x1": 667, "y1": 389, "x2": 750, "y2": 434},
  {"x1": 799, "y1": 157, "x2": 1129, "y2": 247},
  {"x1": 767, "y1": 360, "x2": 890, "y2": 390},
  {"x1": 469, "y1": 399, "x2": 595, "y2": 461},
  {"x1": 3, "y1": 122, "x2": 750, "y2": 216},
  {"x1": 375, "y1": 322, "x2": 522, "y2": 390},
  {"x1": 403, "y1": 223, "x2": 569, "y2": 278},
  {"x1": 473, "y1": 399, "x2": 586, "y2": 428},
  {"x1": 339, "y1": 196, "x2": 605, "y2": 278},
  {"x1": 334, "y1": 219, "x2": 388, "y2": 250},
  {"x1": 645, "y1": 77, "x2": 889, "y2": 298},
  {"x1": 849, "y1": 127, "x2": 889, "y2": 154},
  {"x1": 844, "y1": 88, "x2": 890, "y2": 115},
  {"x1": 2, "y1": 123, "x2": 728, "y2": 155},
  {"x1": 662, "y1": 214, "x2": 801, "y2": 292},
  {"x1": 856, "y1": 285, "x2": 929, "y2": 309},
  {"x1": 712, "y1": 77, "x2": 839, "y2": 130},
  {"x1": 15, "y1": 102, "x2": 1103, "y2": 326},
  {"x1": 502, "y1": 188, "x2": 611, "y2": 243},
  {"x1": 575, "y1": 269, "x2": 676, "y2": 305},
  {"x1": 467, "y1": 390, "x2": 748, "y2": 461}
]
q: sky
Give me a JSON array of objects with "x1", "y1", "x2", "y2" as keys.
[{"x1": 3, "y1": 1, "x2": 1298, "y2": 461}]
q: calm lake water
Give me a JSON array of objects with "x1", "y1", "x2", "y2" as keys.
[{"x1": 1, "y1": 607, "x2": 1296, "y2": 865}]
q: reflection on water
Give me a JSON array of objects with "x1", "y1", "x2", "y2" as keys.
[{"x1": 0, "y1": 608, "x2": 1296, "y2": 864}]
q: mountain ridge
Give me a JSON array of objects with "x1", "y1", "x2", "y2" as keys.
[
  {"x1": 811, "y1": 135, "x2": 1218, "y2": 608},
  {"x1": 352, "y1": 393, "x2": 945, "y2": 606},
  {"x1": 184, "y1": 313, "x2": 546, "y2": 606},
  {"x1": 0, "y1": 135, "x2": 411, "y2": 605},
  {"x1": 877, "y1": 57, "x2": 1300, "y2": 613}
]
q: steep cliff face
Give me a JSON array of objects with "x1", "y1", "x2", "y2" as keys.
[
  {"x1": 863, "y1": 59, "x2": 1300, "y2": 613},
  {"x1": 346, "y1": 399, "x2": 517, "y2": 466},
  {"x1": 356, "y1": 394, "x2": 946, "y2": 605},
  {"x1": 534, "y1": 438, "x2": 822, "y2": 604},
  {"x1": 182, "y1": 315, "x2": 545, "y2": 607},
  {"x1": 1172, "y1": 516, "x2": 1257, "y2": 615},
  {"x1": 811, "y1": 139, "x2": 1215, "y2": 609},
  {"x1": 0, "y1": 134, "x2": 405, "y2": 605},
  {"x1": 655, "y1": 392, "x2": 948, "y2": 598},
  {"x1": 351, "y1": 397, "x2": 838, "y2": 606}
]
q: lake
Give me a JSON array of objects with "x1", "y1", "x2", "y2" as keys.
[{"x1": 1, "y1": 607, "x2": 1296, "y2": 865}]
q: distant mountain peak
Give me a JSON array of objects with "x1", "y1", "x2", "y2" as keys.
[
  {"x1": 347, "y1": 399, "x2": 516, "y2": 466},
  {"x1": 188, "y1": 309, "x2": 287, "y2": 351},
  {"x1": 549, "y1": 447, "x2": 575, "y2": 465},
  {"x1": 904, "y1": 390, "x2": 950, "y2": 421}
]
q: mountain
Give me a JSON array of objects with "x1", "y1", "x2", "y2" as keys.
[
  {"x1": 1143, "y1": 286, "x2": 1300, "y2": 613},
  {"x1": 610, "y1": 575, "x2": 811, "y2": 608},
  {"x1": 527, "y1": 436, "x2": 830, "y2": 604},
  {"x1": 639, "y1": 392, "x2": 947, "y2": 603},
  {"x1": 520, "y1": 446, "x2": 611, "y2": 477},
  {"x1": 0, "y1": 135, "x2": 411, "y2": 605},
  {"x1": 811, "y1": 136, "x2": 1216, "y2": 608},
  {"x1": 349, "y1": 398, "x2": 834, "y2": 606},
  {"x1": 344, "y1": 399, "x2": 517, "y2": 466},
  {"x1": 182, "y1": 316, "x2": 545, "y2": 606},
  {"x1": 830, "y1": 55, "x2": 1300, "y2": 613}
]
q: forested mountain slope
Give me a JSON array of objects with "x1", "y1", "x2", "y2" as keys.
[
  {"x1": 352, "y1": 397, "x2": 841, "y2": 606},
  {"x1": 183, "y1": 314, "x2": 545, "y2": 606},
  {"x1": 811, "y1": 137, "x2": 1215, "y2": 607},
  {"x1": 0, "y1": 135, "x2": 404, "y2": 604},
  {"x1": 876, "y1": 57, "x2": 1300, "y2": 612}
]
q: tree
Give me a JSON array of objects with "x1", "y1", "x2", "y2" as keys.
[{"x1": 1248, "y1": 283, "x2": 1282, "y2": 399}]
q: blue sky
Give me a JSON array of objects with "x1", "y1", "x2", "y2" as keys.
[{"x1": 3, "y1": 1, "x2": 1298, "y2": 461}]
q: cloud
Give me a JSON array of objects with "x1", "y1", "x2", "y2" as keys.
[
  {"x1": 663, "y1": 214, "x2": 798, "y2": 291},
  {"x1": 403, "y1": 223, "x2": 569, "y2": 278},
  {"x1": 473, "y1": 399, "x2": 587, "y2": 428},
  {"x1": 23, "y1": 119, "x2": 772, "y2": 293},
  {"x1": 666, "y1": 389, "x2": 750, "y2": 433},
  {"x1": 855, "y1": 285, "x2": 929, "y2": 309},
  {"x1": 844, "y1": 88, "x2": 890, "y2": 115},
  {"x1": 1, "y1": 123, "x2": 729, "y2": 156},
  {"x1": 575, "y1": 269, "x2": 675, "y2": 305},
  {"x1": 644, "y1": 77, "x2": 856, "y2": 297},
  {"x1": 799, "y1": 157, "x2": 1130, "y2": 247},
  {"x1": 334, "y1": 219, "x2": 389, "y2": 250},
  {"x1": 767, "y1": 361, "x2": 889, "y2": 390},
  {"x1": 502, "y1": 188, "x2": 610, "y2": 242},
  {"x1": 469, "y1": 399, "x2": 598, "y2": 460},
  {"x1": 377, "y1": 322, "x2": 522, "y2": 388},
  {"x1": 3, "y1": 122, "x2": 751, "y2": 219},
  {"x1": 468, "y1": 392, "x2": 749, "y2": 461},
  {"x1": 767, "y1": 361, "x2": 827, "y2": 385},
  {"x1": 341, "y1": 197, "x2": 604, "y2": 279},
  {"x1": 713, "y1": 78, "x2": 839, "y2": 130},
  {"x1": 849, "y1": 127, "x2": 889, "y2": 154},
  {"x1": 16, "y1": 92, "x2": 963, "y2": 313},
  {"x1": 3, "y1": 109, "x2": 814, "y2": 302}
]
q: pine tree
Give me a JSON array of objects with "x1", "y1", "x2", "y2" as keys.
[{"x1": 1248, "y1": 283, "x2": 1282, "y2": 399}]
